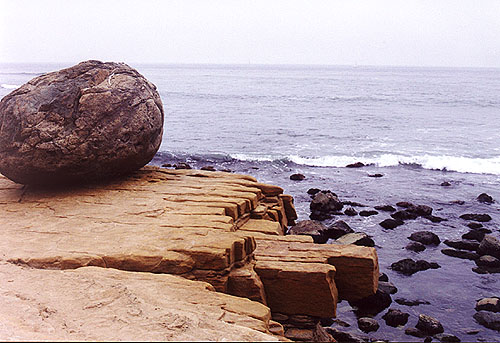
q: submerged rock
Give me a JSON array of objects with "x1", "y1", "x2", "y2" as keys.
[
  {"x1": 406, "y1": 241, "x2": 426, "y2": 252},
  {"x1": 441, "y1": 249, "x2": 479, "y2": 260},
  {"x1": 443, "y1": 239, "x2": 479, "y2": 252},
  {"x1": 374, "y1": 205, "x2": 396, "y2": 212},
  {"x1": 415, "y1": 314, "x2": 444, "y2": 335},
  {"x1": 395, "y1": 298, "x2": 430, "y2": 306},
  {"x1": 434, "y1": 333, "x2": 461, "y2": 342},
  {"x1": 382, "y1": 308, "x2": 409, "y2": 327},
  {"x1": 0, "y1": 60, "x2": 164, "y2": 185},
  {"x1": 473, "y1": 311, "x2": 500, "y2": 331},
  {"x1": 408, "y1": 231, "x2": 441, "y2": 246},
  {"x1": 357, "y1": 317, "x2": 379, "y2": 333},
  {"x1": 390, "y1": 258, "x2": 440, "y2": 276}
]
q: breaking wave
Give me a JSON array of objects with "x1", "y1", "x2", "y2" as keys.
[{"x1": 1, "y1": 84, "x2": 20, "y2": 89}]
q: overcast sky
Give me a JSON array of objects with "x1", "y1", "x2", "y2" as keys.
[{"x1": 1, "y1": 0, "x2": 499, "y2": 67}]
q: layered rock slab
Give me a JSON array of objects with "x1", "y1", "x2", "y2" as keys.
[{"x1": 0, "y1": 263, "x2": 277, "y2": 341}]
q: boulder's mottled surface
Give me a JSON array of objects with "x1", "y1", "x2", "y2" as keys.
[{"x1": 0, "y1": 60, "x2": 163, "y2": 185}]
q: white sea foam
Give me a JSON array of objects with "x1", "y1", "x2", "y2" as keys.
[
  {"x1": 231, "y1": 152, "x2": 500, "y2": 175},
  {"x1": 1, "y1": 84, "x2": 20, "y2": 89}
]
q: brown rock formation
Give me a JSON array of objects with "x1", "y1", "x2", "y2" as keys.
[
  {"x1": 0, "y1": 60, "x2": 163, "y2": 185},
  {"x1": 0, "y1": 166, "x2": 379, "y2": 341}
]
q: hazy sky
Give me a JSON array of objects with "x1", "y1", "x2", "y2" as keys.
[{"x1": 1, "y1": 0, "x2": 499, "y2": 67}]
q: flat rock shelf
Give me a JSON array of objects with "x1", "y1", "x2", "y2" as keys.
[{"x1": 0, "y1": 166, "x2": 379, "y2": 341}]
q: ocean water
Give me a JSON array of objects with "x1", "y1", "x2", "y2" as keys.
[{"x1": 1, "y1": 63, "x2": 500, "y2": 341}]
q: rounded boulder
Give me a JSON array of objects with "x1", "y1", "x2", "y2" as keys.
[{"x1": 0, "y1": 60, "x2": 164, "y2": 185}]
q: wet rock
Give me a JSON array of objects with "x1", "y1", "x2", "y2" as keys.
[
  {"x1": 467, "y1": 222, "x2": 484, "y2": 229},
  {"x1": 346, "y1": 162, "x2": 365, "y2": 168},
  {"x1": 0, "y1": 60, "x2": 164, "y2": 185},
  {"x1": 416, "y1": 314, "x2": 444, "y2": 335},
  {"x1": 395, "y1": 298, "x2": 430, "y2": 306},
  {"x1": 342, "y1": 201, "x2": 368, "y2": 207},
  {"x1": 357, "y1": 317, "x2": 379, "y2": 333},
  {"x1": 288, "y1": 220, "x2": 330, "y2": 243},
  {"x1": 307, "y1": 188, "x2": 321, "y2": 196},
  {"x1": 444, "y1": 239, "x2": 479, "y2": 251},
  {"x1": 375, "y1": 205, "x2": 396, "y2": 212},
  {"x1": 378, "y1": 281, "x2": 397, "y2": 294},
  {"x1": 310, "y1": 191, "x2": 343, "y2": 220},
  {"x1": 475, "y1": 297, "x2": 500, "y2": 313},
  {"x1": 324, "y1": 327, "x2": 367, "y2": 343},
  {"x1": 379, "y1": 218, "x2": 404, "y2": 229},
  {"x1": 290, "y1": 173, "x2": 306, "y2": 181},
  {"x1": 434, "y1": 333, "x2": 461, "y2": 342},
  {"x1": 405, "y1": 327, "x2": 427, "y2": 338},
  {"x1": 382, "y1": 308, "x2": 409, "y2": 327},
  {"x1": 391, "y1": 210, "x2": 418, "y2": 221},
  {"x1": 441, "y1": 181, "x2": 452, "y2": 187},
  {"x1": 335, "y1": 233, "x2": 375, "y2": 247},
  {"x1": 175, "y1": 162, "x2": 192, "y2": 169},
  {"x1": 378, "y1": 273, "x2": 389, "y2": 282},
  {"x1": 475, "y1": 255, "x2": 500, "y2": 269},
  {"x1": 390, "y1": 258, "x2": 440, "y2": 276},
  {"x1": 410, "y1": 204, "x2": 434, "y2": 216},
  {"x1": 451, "y1": 200, "x2": 465, "y2": 205},
  {"x1": 423, "y1": 215, "x2": 448, "y2": 223},
  {"x1": 406, "y1": 241, "x2": 426, "y2": 252},
  {"x1": 462, "y1": 228, "x2": 491, "y2": 242},
  {"x1": 408, "y1": 231, "x2": 441, "y2": 246},
  {"x1": 344, "y1": 207, "x2": 358, "y2": 216},
  {"x1": 396, "y1": 201, "x2": 413, "y2": 208},
  {"x1": 459, "y1": 214, "x2": 492, "y2": 222},
  {"x1": 478, "y1": 235, "x2": 500, "y2": 259},
  {"x1": 330, "y1": 319, "x2": 351, "y2": 327},
  {"x1": 441, "y1": 249, "x2": 479, "y2": 260},
  {"x1": 473, "y1": 311, "x2": 500, "y2": 331},
  {"x1": 327, "y1": 220, "x2": 354, "y2": 239},
  {"x1": 477, "y1": 193, "x2": 494, "y2": 204},
  {"x1": 368, "y1": 173, "x2": 384, "y2": 178},
  {"x1": 200, "y1": 166, "x2": 216, "y2": 171},
  {"x1": 359, "y1": 210, "x2": 378, "y2": 217},
  {"x1": 349, "y1": 289, "x2": 392, "y2": 315}
]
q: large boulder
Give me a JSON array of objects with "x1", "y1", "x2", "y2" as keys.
[{"x1": 0, "y1": 60, "x2": 163, "y2": 185}]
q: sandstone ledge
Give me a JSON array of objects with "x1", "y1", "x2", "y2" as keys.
[{"x1": 0, "y1": 166, "x2": 379, "y2": 341}]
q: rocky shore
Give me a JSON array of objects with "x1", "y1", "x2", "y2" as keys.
[{"x1": 0, "y1": 166, "x2": 379, "y2": 341}]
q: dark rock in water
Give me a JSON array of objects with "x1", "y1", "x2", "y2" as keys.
[
  {"x1": 310, "y1": 191, "x2": 343, "y2": 220},
  {"x1": 441, "y1": 249, "x2": 479, "y2": 260},
  {"x1": 379, "y1": 218, "x2": 404, "y2": 230},
  {"x1": 434, "y1": 333, "x2": 461, "y2": 342},
  {"x1": 382, "y1": 308, "x2": 409, "y2": 327},
  {"x1": 378, "y1": 281, "x2": 398, "y2": 294},
  {"x1": 477, "y1": 193, "x2": 494, "y2": 204},
  {"x1": 396, "y1": 201, "x2": 413, "y2": 208},
  {"x1": 416, "y1": 314, "x2": 444, "y2": 335},
  {"x1": 473, "y1": 311, "x2": 500, "y2": 331},
  {"x1": 357, "y1": 317, "x2": 379, "y2": 333},
  {"x1": 475, "y1": 255, "x2": 500, "y2": 269},
  {"x1": 462, "y1": 228, "x2": 491, "y2": 242},
  {"x1": 391, "y1": 210, "x2": 418, "y2": 221},
  {"x1": 290, "y1": 173, "x2": 306, "y2": 181},
  {"x1": 408, "y1": 231, "x2": 441, "y2": 246},
  {"x1": 0, "y1": 60, "x2": 164, "y2": 185},
  {"x1": 327, "y1": 220, "x2": 354, "y2": 239},
  {"x1": 441, "y1": 181, "x2": 452, "y2": 187},
  {"x1": 375, "y1": 205, "x2": 396, "y2": 212},
  {"x1": 478, "y1": 235, "x2": 500, "y2": 259},
  {"x1": 307, "y1": 188, "x2": 321, "y2": 196},
  {"x1": 451, "y1": 200, "x2": 465, "y2": 205},
  {"x1": 344, "y1": 207, "x2": 358, "y2": 216},
  {"x1": 378, "y1": 273, "x2": 389, "y2": 282},
  {"x1": 346, "y1": 162, "x2": 365, "y2": 168},
  {"x1": 459, "y1": 213, "x2": 492, "y2": 222},
  {"x1": 409, "y1": 204, "x2": 434, "y2": 216},
  {"x1": 406, "y1": 241, "x2": 426, "y2": 252},
  {"x1": 475, "y1": 297, "x2": 500, "y2": 313},
  {"x1": 404, "y1": 327, "x2": 427, "y2": 338},
  {"x1": 200, "y1": 165, "x2": 216, "y2": 171},
  {"x1": 423, "y1": 214, "x2": 448, "y2": 223},
  {"x1": 342, "y1": 200, "x2": 368, "y2": 207},
  {"x1": 395, "y1": 298, "x2": 430, "y2": 306},
  {"x1": 288, "y1": 220, "x2": 330, "y2": 243},
  {"x1": 349, "y1": 289, "x2": 392, "y2": 315},
  {"x1": 359, "y1": 210, "x2": 378, "y2": 217},
  {"x1": 390, "y1": 258, "x2": 440, "y2": 275},
  {"x1": 444, "y1": 239, "x2": 480, "y2": 252},
  {"x1": 467, "y1": 222, "x2": 483, "y2": 229},
  {"x1": 324, "y1": 327, "x2": 367, "y2": 343},
  {"x1": 175, "y1": 162, "x2": 192, "y2": 170},
  {"x1": 368, "y1": 173, "x2": 384, "y2": 178},
  {"x1": 335, "y1": 233, "x2": 375, "y2": 247}
]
